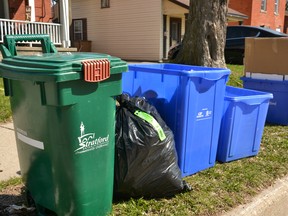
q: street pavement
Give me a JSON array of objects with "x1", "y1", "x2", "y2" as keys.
[{"x1": 0, "y1": 122, "x2": 287, "y2": 215}]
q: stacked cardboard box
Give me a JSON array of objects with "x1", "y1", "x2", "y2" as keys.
[
  {"x1": 244, "y1": 37, "x2": 288, "y2": 80},
  {"x1": 242, "y1": 37, "x2": 288, "y2": 125}
]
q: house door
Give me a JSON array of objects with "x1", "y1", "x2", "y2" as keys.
[{"x1": 170, "y1": 18, "x2": 181, "y2": 47}]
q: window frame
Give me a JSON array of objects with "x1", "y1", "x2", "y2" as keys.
[
  {"x1": 261, "y1": 0, "x2": 267, "y2": 11},
  {"x1": 71, "y1": 18, "x2": 87, "y2": 42},
  {"x1": 274, "y1": 0, "x2": 279, "y2": 14},
  {"x1": 74, "y1": 20, "x2": 84, "y2": 40},
  {"x1": 101, "y1": 0, "x2": 110, "y2": 8}
]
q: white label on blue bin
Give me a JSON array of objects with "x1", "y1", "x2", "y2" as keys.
[
  {"x1": 17, "y1": 131, "x2": 44, "y2": 150},
  {"x1": 74, "y1": 122, "x2": 109, "y2": 154},
  {"x1": 196, "y1": 108, "x2": 212, "y2": 121}
]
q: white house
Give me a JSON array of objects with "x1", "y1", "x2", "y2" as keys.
[{"x1": 70, "y1": 0, "x2": 247, "y2": 61}]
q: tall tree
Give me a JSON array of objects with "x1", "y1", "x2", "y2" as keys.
[{"x1": 175, "y1": 0, "x2": 229, "y2": 68}]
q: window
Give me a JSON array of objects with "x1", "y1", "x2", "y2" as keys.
[
  {"x1": 74, "y1": 20, "x2": 83, "y2": 40},
  {"x1": 101, "y1": 0, "x2": 110, "y2": 8},
  {"x1": 286, "y1": 0, "x2": 288, "y2": 11},
  {"x1": 275, "y1": 0, "x2": 279, "y2": 14},
  {"x1": 261, "y1": 0, "x2": 267, "y2": 11},
  {"x1": 71, "y1": 18, "x2": 87, "y2": 41}
]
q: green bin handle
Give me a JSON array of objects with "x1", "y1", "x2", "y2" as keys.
[{"x1": 0, "y1": 34, "x2": 58, "y2": 58}]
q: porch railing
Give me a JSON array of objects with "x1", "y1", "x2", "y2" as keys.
[{"x1": 0, "y1": 18, "x2": 62, "y2": 46}]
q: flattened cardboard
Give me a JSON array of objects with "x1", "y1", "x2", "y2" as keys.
[{"x1": 244, "y1": 37, "x2": 288, "y2": 75}]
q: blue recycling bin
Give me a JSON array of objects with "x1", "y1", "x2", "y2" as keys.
[
  {"x1": 122, "y1": 63, "x2": 230, "y2": 177},
  {"x1": 217, "y1": 86, "x2": 273, "y2": 162},
  {"x1": 241, "y1": 77, "x2": 288, "y2": 125}
]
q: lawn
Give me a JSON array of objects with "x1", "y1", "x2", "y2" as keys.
[
  {"x1": 111, "y1": 64, "x2": 288, "y2": 215},
  {"x1": 0, "y1": 78, "x2": 12, "y2": 123},
  {"x1": 112, "y1": 124, "x2": 288, "y2": 215},
  {"x1": 226, "y1": 64, "x2": 243, "y2": 88},
  {"x1": 1, "y1": 64, "x2": 288, "y2": 215}
]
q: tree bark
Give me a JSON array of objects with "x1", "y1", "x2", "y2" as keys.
[{"x1": 175, "y1": 0, "x2": 228, "y2": 68}]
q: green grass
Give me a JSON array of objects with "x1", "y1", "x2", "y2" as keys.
[
  {"x1": 0, "y1": 78, "x2": 12, "y2": 123},
  {"x1": 111, "y1": 64, "x2": 288, "y2": 215},
  {"x1": 1, "y1": 65, "x2": 288, "y2": 215},
  {"x1": 112, "y1": 125, "x2": 288, "y2": 216},
  {"x1": 0, "y1": 177, "x2": 22, "y2": 191},
  {"x1": 226, "y1": 64, "x2": 244, "y2": 88}
]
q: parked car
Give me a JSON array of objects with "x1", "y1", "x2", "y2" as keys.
[{"x1": 168, "y1": 25, "x2": 288, "y2": 65}]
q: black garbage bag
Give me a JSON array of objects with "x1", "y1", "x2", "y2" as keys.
[{"x1": 114, "y1": 94, "x2": 190, "y2": 199}]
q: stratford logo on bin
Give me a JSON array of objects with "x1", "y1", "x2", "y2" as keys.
[{"x1": 75, "y1": 122, "x2": 109, "y2": 154}]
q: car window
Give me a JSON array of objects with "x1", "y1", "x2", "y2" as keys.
[
  {"x1": 227, "y1": 27, "x2": 260, "y2": 39},
  {"x1": 227, "y1": 27, "x2": 246, "y2": 38},
  {"x1": 226, "y1": 28, "x2": 238, "y2": 38},
  {"x1": 242, "y1": 28, "x2": 259, "y2": 37}
]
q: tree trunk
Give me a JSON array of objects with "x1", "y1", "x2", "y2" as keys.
[{"x1": 175, "y1": 0, "x2": 228, "y2": 68}]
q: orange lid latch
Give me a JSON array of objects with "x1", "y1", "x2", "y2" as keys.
[{"x1": 81, "y1": 59, "x2": 110, "y2": 82}]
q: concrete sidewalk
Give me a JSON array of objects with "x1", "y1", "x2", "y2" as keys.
[
  {"x1": 0, "y1": 122, "x2": 287, "y2": 215},
  {"x1": 0, "y1": 122, "x2": 21, "y2": 181}
]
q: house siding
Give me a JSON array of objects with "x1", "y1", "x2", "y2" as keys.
[{"x1": 71, "y1": 0, "x2": 162, "y2": 61}]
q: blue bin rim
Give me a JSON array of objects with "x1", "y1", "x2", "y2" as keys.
[
  {"x1": 225, "y1": 86, "x2": 273, "y2": 105},
  {"x1": 128, "y1": 63, "x2": 230, "y2": 80},
  {"x1": 241, "y1": 76, "x2": 288, "y2": 83}
]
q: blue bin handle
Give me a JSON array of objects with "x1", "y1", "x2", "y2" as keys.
[{"x1": 179, "y1": 70, "x2": 229, "y2": 81}]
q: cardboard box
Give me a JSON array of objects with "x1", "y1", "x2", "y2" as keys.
[{"x1": 245, "y1": 37, "x2": 288, "y2": 75}]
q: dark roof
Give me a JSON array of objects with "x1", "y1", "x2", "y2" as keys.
[
  {"x1": 170, "y1": 0, "x2": 248, "y2": 21},
  {"x1": 169, "y1": 0, "x2": 189, "y2": 9},
  {"x1": 170, "y1": 0, "x2": 189, "y2": 9}
]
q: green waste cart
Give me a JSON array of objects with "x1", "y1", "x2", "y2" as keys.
[{"x1": 0, "y1": 35, "x2": 128, "y2": 216}]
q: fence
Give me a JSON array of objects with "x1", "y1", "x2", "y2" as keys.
[{"x1": 0, "y1": 18, "x2": 62, "y2": 45}]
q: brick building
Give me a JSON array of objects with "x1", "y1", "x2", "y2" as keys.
[
  {"x1": 7, "y1": 0, "x2": 52, "y2": 22},
  {"x1": 229, "y1": 0, "x2": 286, "y2": 32},
  {"x1": 284, "y1": 1, "x2": 288, "y2": 33}
]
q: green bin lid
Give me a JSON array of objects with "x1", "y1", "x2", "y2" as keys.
[{"x1": 0, "y1": 52, "x2": 127, "y2": 82}]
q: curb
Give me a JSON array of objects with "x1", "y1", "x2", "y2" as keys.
[{"x1": 223, "y1": 175, "x2": 288, "y2": 216}]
